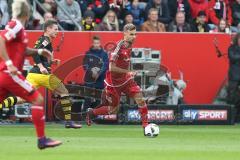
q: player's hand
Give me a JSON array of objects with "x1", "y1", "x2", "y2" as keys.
[
  {"x1": 39, "y1": 66, "x2": 49, "y2": 74},
  {"x1": 52, "y1": 59, "x2": 61, "y2": 66},
  {"x1": 91, "y1": 67, "x2": 100, "y2": 80},
  {"x1": 92, "y1": 73, "x2": 99, "y2": 80},
  {"x1": 7, "y1": 64, "x2": 18, "y2": 75}
]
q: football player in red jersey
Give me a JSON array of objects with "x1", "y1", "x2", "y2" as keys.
[
  {"x1": 86, "y1": 23, "x2": 149, "y2": 129},
  {"x1": 0, "y1": 0, "x2": 62, "y2": 149}
]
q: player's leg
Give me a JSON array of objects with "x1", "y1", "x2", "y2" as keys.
[
  {"x1": 0, "y1": 96, "x2": 17, "y2": 110},
  {"x1": 7, "y1": 73, "x2": 62, "y2": 149},
  {"x1": 133, "y1": 92, "x2": 149, "y2": 128},
  {"x1": 0, "y1": 87, "x2": 8, "y2": 112},
  {"x1": 30, "y1": 93, "x2": 62, "y2": 149},
  {"x1": 0, "y1": 96, "x2": 25, "y2": 112},
  {"x1": 125, "y1": 81, "x2": 149, "y2": 128},
  {"x1": 53, "y1": 82, "x2": 82, "y2": 128},
  {"x1": 85, "y1": 86, "x2": 120, "y2": 126},
  {"x1": 28, "y1": 73, "x2": 81, "y2": 128},
  {"x1": 0, "y1": 74, "x2": 25, "y2": 110}
]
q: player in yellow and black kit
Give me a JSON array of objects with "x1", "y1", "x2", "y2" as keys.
[{"x1": 0, "y1": 20, "x2": 82, "y2": 128}]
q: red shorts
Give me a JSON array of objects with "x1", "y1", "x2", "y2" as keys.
[
  {"x1": 0, "y1": 72, "x2": 39, "y2": 102},
  {"x1": 101, "y1": 79, "x2": 141, "y2": 107}
]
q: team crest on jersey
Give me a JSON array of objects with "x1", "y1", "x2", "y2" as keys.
[{"x1": 42, "y1": 40, "x2": 49, "y2": 46}]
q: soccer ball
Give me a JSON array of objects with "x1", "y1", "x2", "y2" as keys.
[{"x1": 144, "y1": 123, "x2": 160, "y2": 137}]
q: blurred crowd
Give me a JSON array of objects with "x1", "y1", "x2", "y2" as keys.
[{"x1": 1, "y1": 0, "x2": 240, "y2": 33}]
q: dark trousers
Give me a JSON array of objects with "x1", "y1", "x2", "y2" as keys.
[
  {"x1": 227, "y1": 80, "x2": 240, "y2": 105},
  {"x1": 227, "y1": 80, "x2": 240, "y2": 122}
]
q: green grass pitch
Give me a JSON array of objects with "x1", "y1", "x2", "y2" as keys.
[{"x1": 0, "y1": 124, "x2": 240, "y2": 160}]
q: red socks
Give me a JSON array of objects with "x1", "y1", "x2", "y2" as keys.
[
  {"x1": 138, "y1": 105, "x2": 148, "y2": 127},
  {"x1": 93, "y1": 106, "x2": 110, "y2": 116},
  {"x1": 31, "y1": 106, "x2": 45, "y2": 138}
]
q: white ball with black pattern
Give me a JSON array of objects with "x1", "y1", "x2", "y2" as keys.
[{"x1": 144, "y1": 123, "x2": 160, "y2": 138}]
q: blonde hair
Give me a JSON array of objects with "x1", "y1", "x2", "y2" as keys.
[
  {"x1": 12, "y1": 0, "x2": 30, "y2": 18},
  {"x1": 102, "y1": 10, "x2": 119, "y2": 31}
]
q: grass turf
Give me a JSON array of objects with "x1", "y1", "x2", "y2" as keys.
[{"x1": 0, "y1": 124, "x2": 240, "y2": 160}]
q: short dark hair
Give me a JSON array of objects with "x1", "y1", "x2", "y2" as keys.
[
  {"x1": 92, "y1": 35, "x2": 100, "y2": 41},
  {"x1": 123, "y1": 23, "x2": 136, "y2": 32},
  {"x1": 44, "y1": 19, "x2": 58, "y2": 31}
]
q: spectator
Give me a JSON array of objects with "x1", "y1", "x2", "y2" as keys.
[
  {"x1": 208, "y1": 0, "x2": 232, "y2": 26},
  {"x1": 188, "y1": 0, "x2": 209, "y2": 20},
  {"x1": 120, "y1": 12, "x2": 136, "y2": 30},
  {"x1": 87, "y1": 0, "x2": 109, "y2": 24},
  {"x1": 231, "y1": 23, "x2": 240, "y2": 33},
  {"x1": 27, "y1": 19, "x2": 42, "y2": 30},
  {"x1": 83, "y1": 35, "x2": 109, "y2": 89},
  {"x1": 57, "y1": 0, "x2": 82, "y2": 31},
  {"x1": 191, "y1": 10, "x2": 210, "y2": 32},
  {"x1": 168, "y1": 0, "x2": 192, "y2": 22},
  {"x1": 129, "y1": 0, "x2": 145, "y2": 26},
  {"x1": 81, "y1": 10, "x2": 97, "y2": 31},
  {"x1": 97, "y1": 10, "x2": 120, "y2": 31},
  {"x1": 210, "y1": 18, "x2": 231, "y2": 33},
  {"x1": 77, "y1": 0, "x2": 89, "y2": 16},
  {"x1": 44, "y1": 12, "x2": 54, "y2": 22},
  {"x1": 145, "y1": 0, "x2": 171, "y2": 24},
  {"x1": 37, "y1": 12, "x2": 54, "y2": 30},
  {"x1": 231, "y1": 0, "x2": 240, "y2": 32},
  {"x1": 138, "y1": 0, "x2": 148, "y2": 9},
  {"x1": 42, "y1": 0, "x2": 57, "y2": 16},
  {"x1": 0, "y1": 0, "x2": 9, "y2": 28},
  {"x1": 227, "y1": 33, "x2": 240, "y2": 122},
  {"x1": 83, "y1": 35, "x2": 109, "y2": 108},
  {"x1": 109, "y1": 0, "x2": 131, "y2": 19},
  {"x1": 168, "y1": 11, "x2": 192, "y2": 32},
  {"x1": 141, "y1": 8, "x2": 166, "y2": 32}
]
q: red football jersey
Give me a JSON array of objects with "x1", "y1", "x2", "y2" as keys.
[
  {"x1": 0, "y1": 19, "x2": 28, "y2": 72},
  {"x1": 106, "y1": 40, "x2": 132, "y2": 85}
]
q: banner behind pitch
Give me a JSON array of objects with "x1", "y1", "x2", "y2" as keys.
[{"x1": 122, "y1": 104, "x2": 235, "y2": 125}]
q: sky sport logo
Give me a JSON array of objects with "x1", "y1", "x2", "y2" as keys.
[
  {"x1": 183, "y1": 110, "x2": 227, "y2": 121},
  {"x1": 127, "y1": 109, "x2": 174, "y2": 122}
]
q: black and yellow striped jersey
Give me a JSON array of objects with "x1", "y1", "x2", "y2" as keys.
[{"x1": 29, "y1": 35, "x2": 53, "y2": 74}]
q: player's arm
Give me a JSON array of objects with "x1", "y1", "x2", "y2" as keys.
[
  {"x1": 0, "y1": 36, "x2": 18, "y2": 74},
  {"x1": 25, "y1": 47, "x2": 52, "y2": 59},
  {"x1": 25, "y1": 47, "x2": 52, "y2": 74}
]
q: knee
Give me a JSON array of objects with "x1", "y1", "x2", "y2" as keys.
[
  {"x1": 32, "y1": 94, "x2": 43, "y2": 105},
  {"x1": 57, "y1": 85, "x2": 69, "y2": 96},
  {"x1": 136, "y1": 99, "x2": 146, "y2": 107},
  {"x1": 63, "y1": 87, "x2": 69, "y2": 95},
  {"x1": 17, "y1": 97, "x2": 26, "y2": 104}
]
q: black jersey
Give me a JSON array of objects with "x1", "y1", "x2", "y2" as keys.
[{"x1": 29, "y1": 35, "x2": 53, "y2": 73}]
